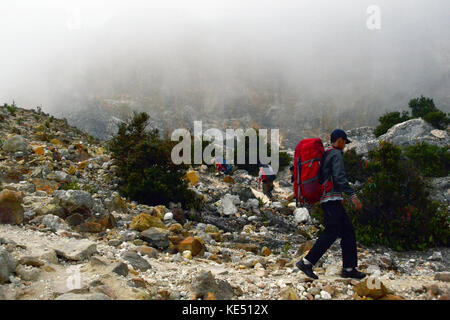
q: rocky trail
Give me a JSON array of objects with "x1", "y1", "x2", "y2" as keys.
[{"x1": 0, "y1": 105, "x2": 449, "y2": 300}]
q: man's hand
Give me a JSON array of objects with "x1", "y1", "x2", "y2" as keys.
[{"x1": 351, "y1": 195, "x2": 362, "y2": 211}]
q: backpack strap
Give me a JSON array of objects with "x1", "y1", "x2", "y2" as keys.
[{"x1": 301, "y1": 158, "x2": 322, "y2": 168}]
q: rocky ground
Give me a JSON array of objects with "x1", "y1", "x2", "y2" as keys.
[{"x1": 0, "y1": 105, "x2": 449, "y2": 300}]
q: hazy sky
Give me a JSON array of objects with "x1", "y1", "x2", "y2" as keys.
[{"x1": 1, "y1": 0, "x2": 449, "y2": 113}]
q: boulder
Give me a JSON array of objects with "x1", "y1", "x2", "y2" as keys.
[
  {"x1": 104, "y1": 192, "x2": 127, "y2": 213},
  {"x1": 41, "y1": 214, "x2": 70, "y2": 231},
  {"x1": 136, "y1": 246, "x2": 159, "y2": 258},
  {"x1": 346, "y1": 127, "x2": 378, "y2": 156},
  {"x1": 18, "y1": 256, "x2": 45, "y2": 267},
  {"x1": 53, "y1": 190, "x2": 94, "y2": 216},
  {"x1": 435, "y1": 272, "x2": 450, "y2": 282},
  {"x1": 15, "y1": 265, "x2": 41, "y2": 281},
  {"x1": 53, "y1": 239, "x2": 97, "y2": 261},
  {"x1": 191, "y1": 271, "x2": 234, "y2": 300},
  {"x1": 231, "y1": 183, "x2": 255, "y2": 201},
  {"x1": 0, "y1": 249, "x2": 17, "y2": 284},
  {"x1": 378, "y1": 118, "x2": 449, "y2": 148},
  {"x1": 2, "y1": 135, "x2": 28, "y2": 153},
  {"x1": 35, "y1": 203, "x2": 65, "y2": 218},
  {"x1": 111, "y1": 262, "x2": 129, "y2": 277},
  {"x1": 121, "y1": 251, "x2": 151, "y2": 272},
  {"x1": 65, "y1": 213, "x2": 85, "y2": 226},
  {"x1": 176, "y1": 237, "x2": 205, "y2": 256},
  {"x1": 140, "y1": 227, "x2": 170, "y2": 250},
  {"x1": 76, "y1": 221, "x2": 103, "y2": 233},
  {"x1": 429, "y1": 176, "x2": 450, "y2": 204},
  {"x1": 0, "y1": 189, "x2": 24, "y2": 225}
]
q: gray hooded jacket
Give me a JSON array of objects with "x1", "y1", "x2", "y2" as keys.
[{"x1": 319, "y1": 147, "x2": 356, "y2": 203}]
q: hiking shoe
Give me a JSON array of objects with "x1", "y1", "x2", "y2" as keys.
[
  {"x1": 341, "y1": 268, "x2": 366, "y2": 279},
  {"x1": 296, "y1": 260, "x2": 318, "y2": 280}
]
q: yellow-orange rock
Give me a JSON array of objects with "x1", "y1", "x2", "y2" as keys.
[
  {"x1": 223, "y1": 175, "x2": 235, "y2": 184},
  {"x1": 176, "y1": 237, "x2": 205, "y2": 256},
  {"x1": 77, "y1": 160, "x2": 89, "y2": 170},
  {"x1": 261, "y1": 246, "x2": 271, "y2": 256},
  {"x1": 153, "y1": 205, "x2": 167, "y2": 219},
  {"x1": 33, "y1": 146, "x2": 45, "y2": 155},
  {"x1": 130, "y1": 213, "x2": 165, "y2": 231},
  {"x1": 99, "y1": 213, "x2": 116, "y2": 229},
  {"x1": 67, "y1": 166, "x2": 77, "y2": 175},
  {"x1": 205, "y1": 292, "x2": 217, "y2": 300},
  {"x1": 185, "y1": 171, "x2": 199, "y2": 186},
  {"x1": 168, "y1": 223, "x2": 183, "y2": 232},
  {"x1": 50, "y1": 138, "x2": 63, "y2": 146},
  {"x1": 354, "y1": 278, "x2": 388, "y2": 300},
  {"x1": 280, "y1": 287, "x2": 300, "y2": 300}
]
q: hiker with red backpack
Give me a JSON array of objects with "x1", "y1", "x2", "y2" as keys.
[
  {"x1": 258, "y1": 163, "x2": 276, "y2": 198},
  {"x1": 215, "y1": 156, "x2": 233, "y2": 175},
  {"x1": 293, "y1": 129, "x2": 366, "y2": 280}
]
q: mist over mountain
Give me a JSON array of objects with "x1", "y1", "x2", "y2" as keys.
[{"x1": 1, "y1": 0, "x2": 449, "y2": 146}]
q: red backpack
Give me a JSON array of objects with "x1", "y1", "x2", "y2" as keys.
[{"x1": 293, "y1": 138, "x2": 333, "y2": 205}]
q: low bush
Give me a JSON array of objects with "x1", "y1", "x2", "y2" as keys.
[
  {"x1": 346, "y1": 141, "x2": 449, "y2": 251},
  {"x1": 108, "y1": 112, "x2": 199, "y2": 209},
  {"x1": 404, "y1": 142, "x2": 450, "y2": 177}
]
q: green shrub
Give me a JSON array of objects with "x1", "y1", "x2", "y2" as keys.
[
  {"x1": 62, "y1": 181, "x2": 80, "y2": 190},
  {"x1": 279, "y1": 151, "x2": 292, "y2": 171},
  {"x1": 404, "y1": 142, "x2": 450, "y2": 177},
  {"x1": 423, "y1": 111, "x2": 449, "y2": 130},
  {"x1": 347, "y1": 141, "x2": 449, "y2": 251},
  {"x1": 108, "y1": 112, "x2": 198, "y2": 209},
  {"x1": 374, "y1": 111, "x2": 411, "y2": 137},
  {"x1": 343, "y1": 148, "x2": 370, "y2": 183},
  {"x1": 83, "y1": 184, "x2": 98, "y2": 195},
  {"x1": 3, "y1": 102, "x2": 17, "y2": 116},
  {"x1": 408, "y1": 95, "x2": 439, "y2": 118}
]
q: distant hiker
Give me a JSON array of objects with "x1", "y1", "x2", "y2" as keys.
[
  {"x1": 258, "y1": 163, "x2": 276, "y2": 198},
  {"x1": 215, "y1": 157, "x2": 232, "y2": 175},
  {"x1": 294, "y1": 129, "x2": 366, "y2": 280}
]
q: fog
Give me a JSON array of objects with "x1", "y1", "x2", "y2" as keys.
[{"x1": 1, "y1": 0, "x2": 449, "y2": 135}]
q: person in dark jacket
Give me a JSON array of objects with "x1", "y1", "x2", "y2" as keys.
[{"x1": 296, "y1": 129, "x2": 366, "y2": 280}]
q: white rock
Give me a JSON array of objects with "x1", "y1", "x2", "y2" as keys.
[
  {"x1": 427, "y1": 251, "x2": 443, "y2": 261},
  {"x1": 221, "y1": 194, "x2": 239, "y2": 216},
  {"x1": 320, "y1": 290, "x2": 332, "y2": 300},
  {"x1": 430, "y1": 129, "x2": 447, "y2": 139},
  {"x1": 294, "y1": 208, "x2": 310, "y2": 224},
  {"x1": 164, "y1": 212, "x2": 173, "y2": 221}
]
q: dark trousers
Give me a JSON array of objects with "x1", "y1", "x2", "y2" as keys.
[{"x1": 305, "y1": 200, "x2": 357, "y2": 269}]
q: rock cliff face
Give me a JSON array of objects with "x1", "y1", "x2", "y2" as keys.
[
  {"x1": 0, "y1": 105, "x2": 448, "y2": 300},
  {"x1": 346, "y1": 118, "x2": 449, "y2": 156}
]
